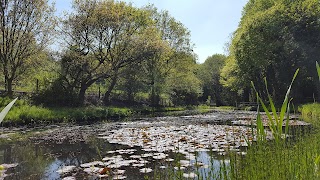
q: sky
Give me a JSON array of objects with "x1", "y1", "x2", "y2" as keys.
[{"x1": 53, "y1": 0, "x2": 248, "y2": 63}]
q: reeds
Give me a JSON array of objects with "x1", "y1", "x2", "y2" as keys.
[{"x1": 251, "y1": 69, "x2": 299, "y2": 144}]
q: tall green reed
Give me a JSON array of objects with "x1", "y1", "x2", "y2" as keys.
[{"x1": 251, "y1": 69, "x2": 299, "y2": 144}]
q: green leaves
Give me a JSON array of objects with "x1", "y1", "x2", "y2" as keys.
[
  {"x1": 228, "y1": 0, "x2": 320, "y2": 103},
  {"x1": 0, "y1": 98, "x2": 17, "y2": 124},
  {"x1": 251, "y1": 69, "x2": 299, "y2": 144}
]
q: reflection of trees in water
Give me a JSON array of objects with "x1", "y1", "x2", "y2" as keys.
[
  {"x1": 0, "y1": 137, "x2": 125, "y2": 179},
  {"x1": 0, "y1": 141, "x2": 53, "y2": 180}
]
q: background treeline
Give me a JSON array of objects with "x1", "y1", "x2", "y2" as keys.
[{"x1": 1, "y1": 0, "x2": 320, "y2": 108}]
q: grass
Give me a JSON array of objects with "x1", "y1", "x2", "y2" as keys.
[
  {"x1": 221, "y1": 65, "x2": 320, "y2": 179},
  {"x1": 228, "y1": 135, "x2": 320, "y2": 179},
  {"x1": 0, "y1": 97, "x2": 217, "y2": 126},
  {"x1": 300, "y1": 103, "x2": 320, "y2": 125},
  {"x1": 1, "y1": 99, "x2": 133, "y2": 126}
]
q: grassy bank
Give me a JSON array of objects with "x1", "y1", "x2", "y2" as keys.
[
  {"x1": 4, "y1": 105, "x2": 133, "y2": 126},
  {"x1": 0, "y1": 97, "x2": 215, "y2": 126}
]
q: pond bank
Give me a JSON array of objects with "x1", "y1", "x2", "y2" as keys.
[{"x1": 1, "y1": 102, "x2": 217, "y2": 127}]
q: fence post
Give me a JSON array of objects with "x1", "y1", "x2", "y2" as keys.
[{"x1": 36, "y1": 79, "x2": 39, "y2": 93}]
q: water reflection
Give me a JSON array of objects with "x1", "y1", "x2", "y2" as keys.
[
  {"x1": 0, "y1": 137, "x2": 231, "y2": 180},
  {"x1": 0, "y1": 138, "x2": 108, "y2": 179},
  {"x1": 0, "y1": 142, "x2": 52, "y2": 179}
]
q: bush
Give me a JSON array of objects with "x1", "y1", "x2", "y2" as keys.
[
  {"x1": 300, "y1": 103, "x2": 320, "y2": 126},
  {"x1": 32, "y1": 77, "x2": 78, "y2": 107}
]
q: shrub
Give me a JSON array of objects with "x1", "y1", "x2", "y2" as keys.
[{"x1": 32, "y1": 77, "x2": 78, "y2": 107}]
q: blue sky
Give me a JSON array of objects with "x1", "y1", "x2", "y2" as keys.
[{"x1": 53, "y1": 0, "x2": 248, "y2": 63}]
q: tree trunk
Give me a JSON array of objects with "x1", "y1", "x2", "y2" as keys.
[
  {"x1": 6, "y1": 78, "x2": 13, "y2": 98},
  {"x1": 150, "y1": 82, "x2": 160, "y2": 107},
  {"x1": 78, "y1": 84, "x2": 88, "y2": 106},
  {"x1": 215, "y1": 89, "x2": 222, "y2": 107},
  {"x1": 243, "y1": 87, "x2": 250, "y2": 102},
  {"x1": 103, "y1": 74, "x2": 118, "y2": 105},
  {"x1": 78, "y1": 79, "x2": 98, "y2": 106},
  {"x1": 127, "y1": 88, "x2": 134, "y2": 103},
  {"x1": 316, "y1": 80, "x2": 320, "y2": 102}
]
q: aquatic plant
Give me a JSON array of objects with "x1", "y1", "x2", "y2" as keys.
[{"x1": 251, "y1": 69, "x2": 299, "y2": 144}]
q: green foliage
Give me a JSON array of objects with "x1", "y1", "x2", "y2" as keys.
[
  {"x1": 16, "y1": 51, "x2": 60, "y2": 92},
  {"x1": 0, "y1": 97, "x2": 132, "y2": 125},
  {"x1": 224, "y1": 0, "x2": 320, "y2": 103},
  {"x1": 198, "y1": 54, "x2": 232, "y2": 106},
  {"x1": 205, "y1": 96, "x2": 211, "y2": 106},
  {"x1": 32, "y1": 77, "x2": 79, "y2": 107},
  {"x1": 139, "y1": 5, "x2": 195, "y2": 106},
  {"x1": 0, "y1": 0, "x2": 56, "y2": 97},
  {"x1": 301, "y1": 103, "x2": 320, "y2": 125},
  {"x1": 252, "y1": 69, "x2": 298, "y2": 143},
  {"x1": 230, "y1": 135, "x2": 320, "y2": 179},
  {"x1": 61, "y1": 0, "x2": 166, "y2": 105},
  {"x1": 166, "y1": 54, "x2": 202, "y2": 106}
]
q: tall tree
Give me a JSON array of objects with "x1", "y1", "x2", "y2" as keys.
[
  {"x1": 143, "y1": 5, "x2": 193, "y2": 106},
  {"x1": 0, "y1": 0, "x2": 56, "y2": 97},
  {"x1": 166, "y1": 53, "x2": 202, "y2": 106},
  {"x1": 62, "y1": 0, "x2": 165, "y2": 105},
  {"x1": 197, "y1": 54, "x2": 226, "y2": 106},
  {"x1": 223, "y1": 0, "x2": 320, "y2": 103}
]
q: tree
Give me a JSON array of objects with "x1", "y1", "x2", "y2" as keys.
[
  {"x1": 17, "y1": 50, "x2": 59, "y2": 92},
  {"x1": 142, "y1": 5, "x2": 194, "y2": 106},
  {"x1": 62, "y1": 0, "x2": 165, "y2": 105},
  {"x1": 166, "y1": 53, "x2": 202, "y2": 106},
  {"x1": 0, "y1": 0, "x2": 56, "y2": 97},
  {"x1": 197, "y1": 54, "x2": 226, "y2": 106},
  {"x1": 115, "y1": 63, "x2": 147, "y2": 104},
  {"x1": 223, "y1": 0, "x2": 320, "y2": 103}
]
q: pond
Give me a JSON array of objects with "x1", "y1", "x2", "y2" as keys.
[{"x1": 0, "y1": 110, "x2": 309, "y2": 180}]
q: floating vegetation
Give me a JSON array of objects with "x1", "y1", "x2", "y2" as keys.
[
  {"x1": 139, "y1": 168, "x2": 152, "y2": 173},
  {"x1": 62, "y1": 177, "x2": 76, "y2": 180},
  {"x1": 0, "y1": 163, "x2": 18, "y2": 179},
  {"x1": 83, "y1": 167, "x2": 102, "y2": 174},
  {"x1": 99, "y1": 122, "x2": 273, "y2": 154},
  {"x1": 3, "y1": 111, "x2": 305, "y2": 180},
  {"x1": 113, "y1": 175, "x2": 127, "y2": 179},
  {"x1": 58, "y1": 121, "x2": 275, "y2": 179},
  {"x1": 80, "y1": 161, "x2": 106, "y2": 168},
  {"x1": 56, "y1": 165, "x2": 76, "y2": 174},
  {"x1": 183, "y1": 172, "x2": 197, "y2": 178}
]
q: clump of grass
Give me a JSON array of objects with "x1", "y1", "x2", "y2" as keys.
[{"x1": 301, "y1": 103, "x2": 320, "y2": 126}]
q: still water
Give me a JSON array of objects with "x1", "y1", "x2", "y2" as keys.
[
  {"x1": 0, "y1": 111, "x2": 294, "y2": 180},
  {"x1": 0, "y1": 137, "x2": 226, "y2": 180}
]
